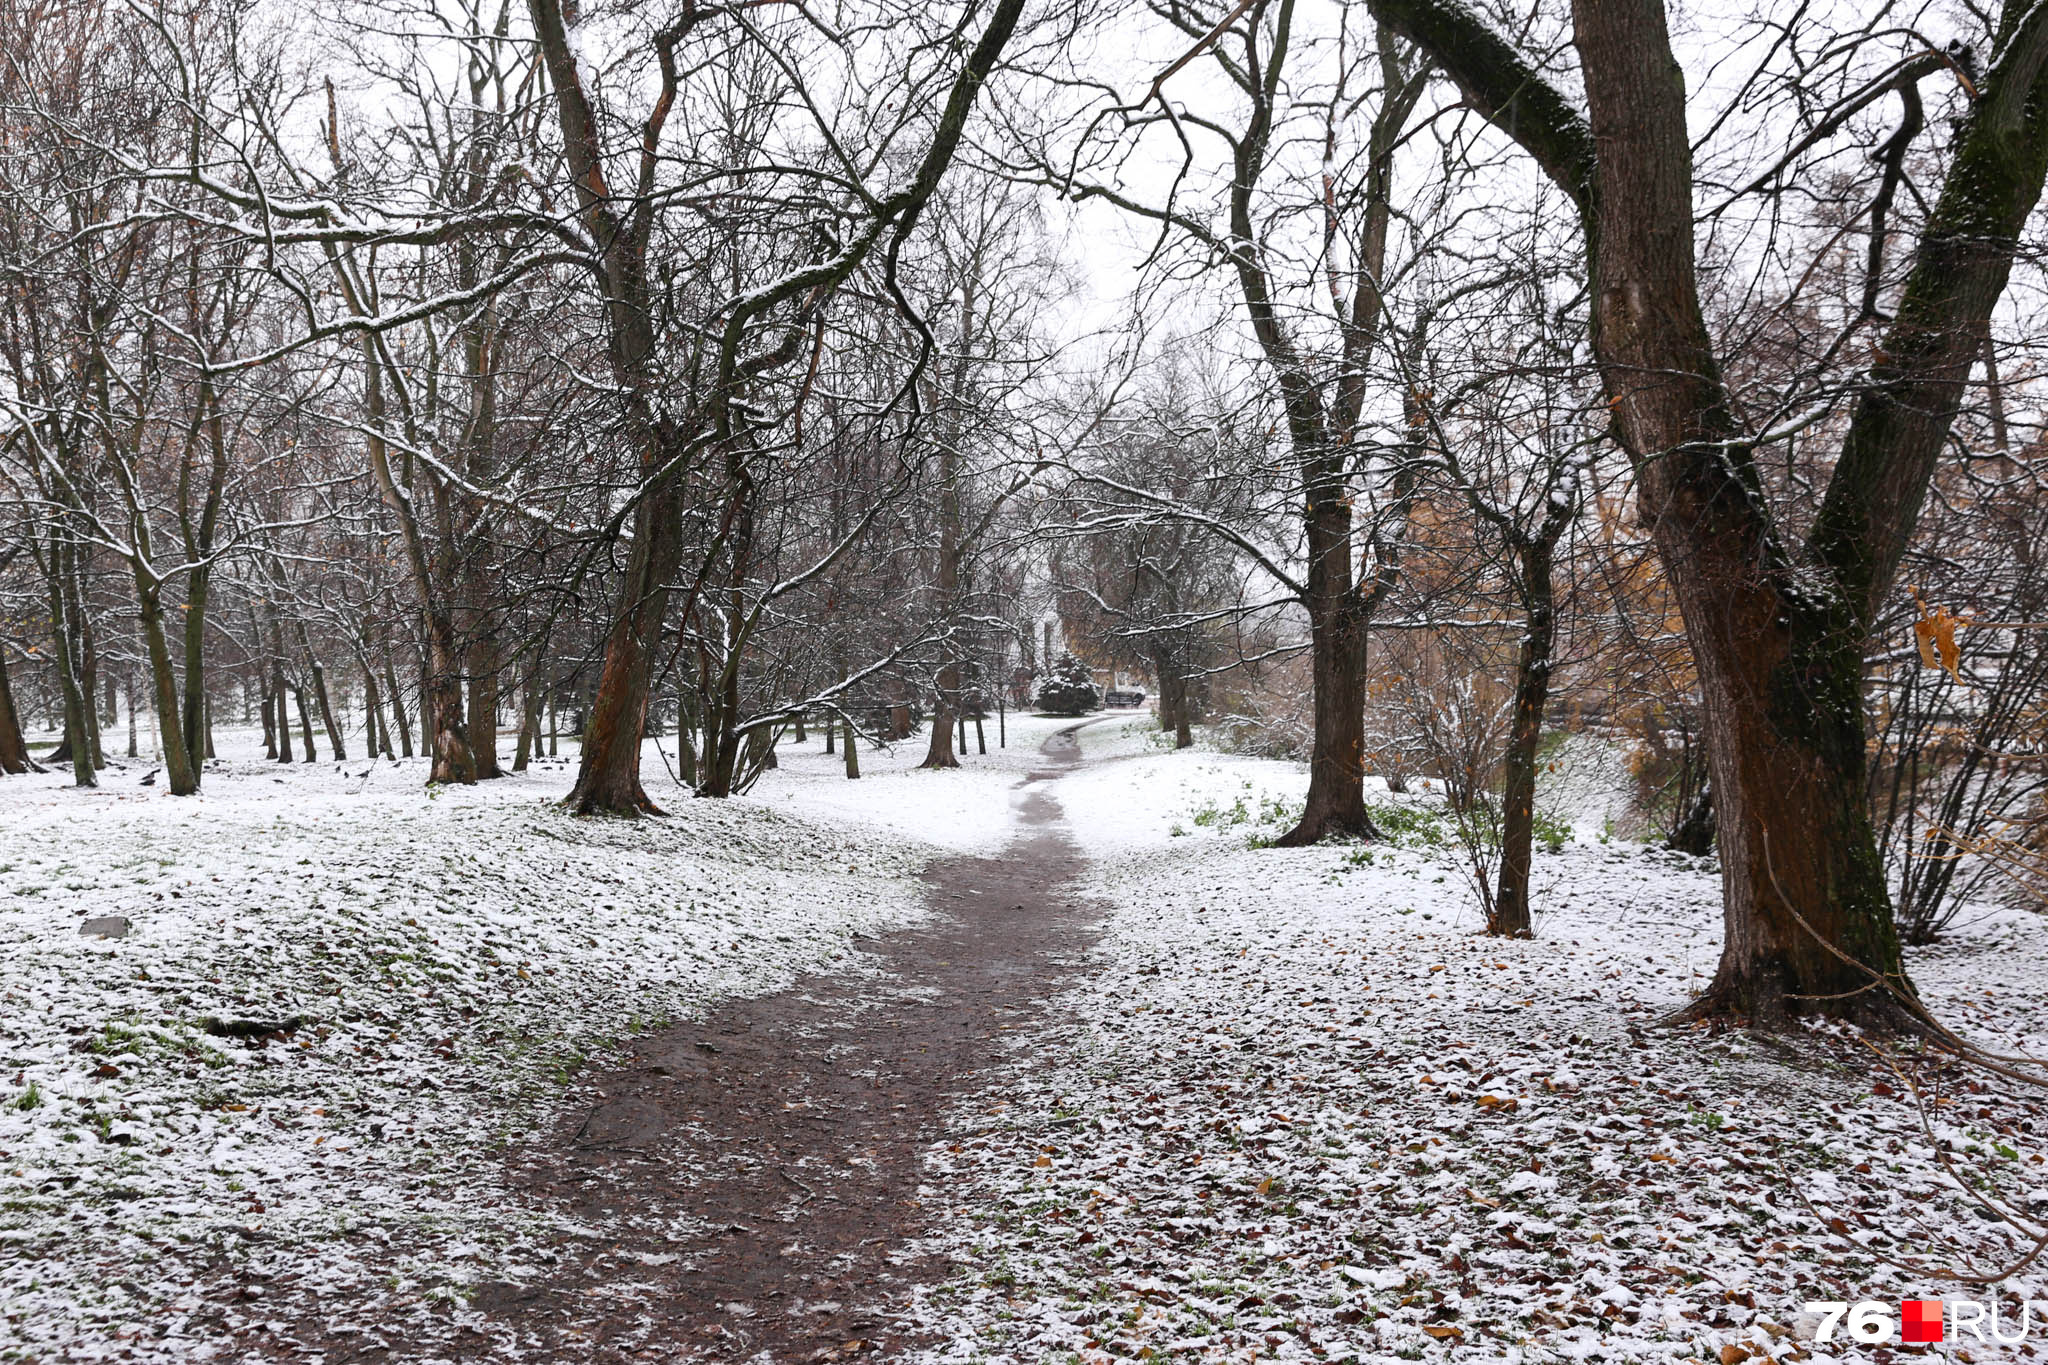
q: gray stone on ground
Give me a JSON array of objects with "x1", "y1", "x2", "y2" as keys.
[{"x1": 79, "y1": 915, "x2": 130, "y2": 939}]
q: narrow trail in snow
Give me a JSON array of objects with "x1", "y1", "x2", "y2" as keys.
[{"x1": 452, "y1": 720, "x2": 1105, "y2": 1362}]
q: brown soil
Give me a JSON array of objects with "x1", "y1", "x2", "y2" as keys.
[{"x1": 412, "y1": 720, "x2": 1102, "y2": 1362}]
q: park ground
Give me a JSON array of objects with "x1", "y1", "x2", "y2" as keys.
[{"x1": 2, "y1": 716, "x2": 2047, "y2": 1363}]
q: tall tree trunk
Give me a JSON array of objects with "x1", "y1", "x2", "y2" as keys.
[
  {"x1": 566, "y1": 481, "x2": 685, "y2": 813},
  {"x1": 271, "y1": 657, "x2": 294, "y2": 764},
  {"x1": 137, "y1": 581, "x2": 198, "y2": 794},
  {"x1": 48, "y1": 539, "x2": 95, "y2": 788},
  {"x1": 923, "y1": 674, "x2": 958, "y2": 769},
  {"x1": 179, "y1": 581, "x2": 209, "y2": 776},
  {"x1": 303, "y1": 638, "x2": 347, "y2": 761},
  {"x1": 294, "y1": 683, "x2": 318, "y2": 762},
  {"x1": 843, "y1": 717, "x2": 860, "y2": 779},
  {"x1": 466, "y1": 624, "x2": 503, "y2": 779},
  {"x1": 1490, "y1": 541, "x2": 1556, "y2": 938},
  {"x1": 362, "y1": 659, "x2": 387, "y2": 758},
  {"x1": 384, "y1": 651, "x2": 414, "y2": 758},
  {"x1": 513, "y1": 666, "x2": 544, "y2": 772},
  {"x1": 0, "y1": 646, "x2": 34, "y2": 774},
  {"x1": 75, "y1": 570, "x2": 103, "y2": 771},
  {"x1": 1275, "y1": 592, "x2": 1375, "y2": 845},
  {"x1": 260, "y1": 672, "x2": 278, "y2": 759},
  {"x1": 178, "y1": 376, "x2": 229, "y2": 779},
  {"x1": 422, "y1": 627, "x2": 474, "y2": 784},
  {"x1": 125, "y1": 672, "x2": 139, "y2": 759}
]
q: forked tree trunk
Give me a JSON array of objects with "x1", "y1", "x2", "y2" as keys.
[
  {"x1": 530, "y1": 0, "x2": 1025, "y2": 809},
  {"x1": 564, "y1": 485, "x2": 684, "y2": 814},
  {"x1": 79, "y1": 607, "x2": 102, "y2": 770},
  {"x1": 513, "y1": 671, "x2": 544, "y2": 772}
]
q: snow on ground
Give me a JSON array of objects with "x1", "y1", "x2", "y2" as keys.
[
  {"x1": 752, "y1": 711, "x2": 1081, "y2": 851},
  {"x1": 0, "y1": 732, "x2": 963, "y2": 1362},
  {"x1": 908, "y1": 732, "x2": 2048, "y2": 1365},
  {"x1": 9, "y1": 712, "x2": 2046, "y2": 1364}
]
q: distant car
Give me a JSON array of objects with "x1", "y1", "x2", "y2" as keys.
[{"x1": 1103, "y1": 689, "x2": 1147, "y2": 708}]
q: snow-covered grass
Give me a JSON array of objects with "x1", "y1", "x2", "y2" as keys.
[
  {"x1": 751, "y1": 710, "x2": 1084, "y2": 850},
  {"x1": 908, "y1": 743, "x2": 2048, "y2": 1365},
  {"x1": 0, "y1": 733, "x2": 952, "y2": 1361},
  {"x1": 11, "y1": 714, "x2": 2045, "y2": 1364}
]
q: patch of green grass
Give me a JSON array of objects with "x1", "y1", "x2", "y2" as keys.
[
  {"x1": 1364, "y1": 801, "x2": 1449, "y2": 850},
  {"x1": 1532, "y1": 808, "x2": 1573, "y2": 854}
]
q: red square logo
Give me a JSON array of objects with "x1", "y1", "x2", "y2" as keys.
[{"x1": 1901, "y1": 1299, "x2": 1943, "y2": 1344}]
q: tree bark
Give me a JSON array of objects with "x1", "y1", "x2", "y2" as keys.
[
  {"x1": 304, "y1": 635, "x2": 347, "y2": 761},
  {"x1": 48, "y1": 537, "x2": 96, "y2": 787},
  {"x1": 0, "y1": 646, "x2": 34, "y2": 774},
  {"x1": 362, "y1": 659, "x2": 388, "y2": 758},
  {"x1": 136, "y1": 578, "x2": 198, "y2": 795},
  {"x1": 260, "y1": 672, "x2": 277, "y2": 759},
  {"x1": 513, "y1": 665, "x2": 545, "y2": 772},
  {"x1": 178, "y1": 374, "x2": 230, "y2": 779},
  {"x1": 294, "y1": 683, "x2": 318, "y2": 762},
  {"x1": 466, "y1": 625, "x2": 503, "y2": 779},
  {"x1": 1490, "y1": 541, "x2": 1556, "y2": 938},
  {"x1": 565, "y1": 482, "x2": 685, "y2": 813},
  {"x1": 384, "y1": 650, "x2": 414, "y2": 758},
  {"x1": 843, "y1": 716, "x2": 860, "y2": 779},
  {"x1": 272, "y1": 657, "x2": 294, "y2": 763},
  {"x1": 1275, "y1": 592, "x2": 1376, "y2": 845}
]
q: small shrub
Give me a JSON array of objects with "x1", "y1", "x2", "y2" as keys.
[
  {"x1": 1532, "y1": 808, "x2": 1573, "y2": 854},
  {"x1": 1033, "y1": 653, "x2": 1101, "y2": 717}
]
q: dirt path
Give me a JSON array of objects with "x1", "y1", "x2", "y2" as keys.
[{"x1": 449, "y1": 721, "x2": 1103, "y2": 1362}]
